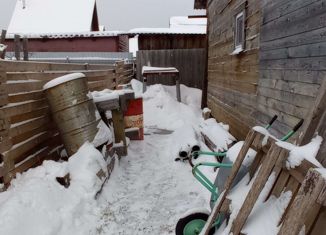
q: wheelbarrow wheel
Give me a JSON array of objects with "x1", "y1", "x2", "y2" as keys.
[{"x1": 175, "y1": 212, "x2": 215, "y2": 235}]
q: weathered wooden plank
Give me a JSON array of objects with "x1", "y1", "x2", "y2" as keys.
[
  {"x1": 0, "y1": 60, "x2": 114, "y2": 72},
  {"x1": 261, "y1": 1, "x2": 326, "y2": 42},
  {"x1": 258, "y1": 78, "x2": 320, "y2": 98},
  {"x1": 230, "y1": 146, "x2": 284, "y2": 235},
  {"x1": 261, "y1": 26, "x2": 326, "y2": 52},
  {"x1": 202, "y1": 130, "x2": 257, "y2": 235},
  {"x1": 278, "y1": 169, "x2": 326, "y2": 235},
  {"x1": 8, "y1": 90, "x2": 44, "y2": 103},
  {"x1": 112, "y1": 109, "x2": 127, "y2": 156},
  {"x1": 3, "y1": 131, "x2": 49, "y2": 163},
  {"x1": 6, "y1": 70, "x2": 114, "y2": 81},
  {"x1": 260, "y1": 69, "x2": 324, "y2": 85},
  {"x1": 2, "y1": 99, "x2": 48, "y2": 118},
  {"x1": 260, "y1": 56, "x2": 326, "y2": 71},
  {"x1": 9, "y1": 115, "x2": 50, "y2": 139},
  {"x1": 10, "y1": 106, "x2": 49, "y2": 124},
  {"x1": 262, "y1": 0, "x2": 320, "y2": 25},
  {"x1": 7, "y1": 81, "x2": 46, "y2": 94},
  {"x1": 257, "y1": 87, "x2": 316, "y2": 109},
  {"x1": 287, "y1": 159, "x2": 317, "y2": 184}
]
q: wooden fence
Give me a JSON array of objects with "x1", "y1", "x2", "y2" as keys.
[
  {"x1": 0, "y1": 60, "x2": 134, "y2": 187},
  {"x1": 136, "y1": 48, "x2": 206, "y2": 89}
]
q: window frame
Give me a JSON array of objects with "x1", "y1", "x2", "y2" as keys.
[{"x1": 234, "y1": 11, "x2": 245, "y2": 50}]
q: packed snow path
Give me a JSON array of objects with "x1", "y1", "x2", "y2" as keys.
[{"x1": 97, "y1": 132, "x2": 210, "y2": 234}]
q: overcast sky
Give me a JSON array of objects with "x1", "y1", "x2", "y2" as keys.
[{"x1": 0, "y1": 0, "x2": 204, "y2": 31}]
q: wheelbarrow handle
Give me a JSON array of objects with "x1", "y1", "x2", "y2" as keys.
[
  {"x1": 293, "y1": 119, "x2": 304, "y2": 132},
  {"x1": 269, "y1": 115, "x2": 278, "y2": 127}
]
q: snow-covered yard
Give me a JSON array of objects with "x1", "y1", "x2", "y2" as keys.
[
  {"x1": 0, "y1": 80, "x2": 324, "y2": 235},
  {"x1": 0, "y1": 82, "x2": 234, "y2": 235}
]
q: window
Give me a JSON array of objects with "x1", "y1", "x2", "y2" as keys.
[{"x1": 233, "y1": 11, "x2": 245, "y2": 54}]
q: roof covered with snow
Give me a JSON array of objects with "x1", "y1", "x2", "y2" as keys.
[
  {"x1": 8, "y1": 0, "x2": 97, "y2": 34},
  {"x1": 126, "y1": 16, "x2": 207, "y2": 35},
  {"x1": 170, "y1": 16, "x2": 207, "y2": 28}
]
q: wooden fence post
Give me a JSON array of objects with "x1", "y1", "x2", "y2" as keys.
[
  {"x1": 23, "y1": 37, "x2": 28, "y2": 61},
  {"x1": 14, "y1": 34, "x2": 21, "y2": 61},
  {"x1": 0, "y1": 30, "x2": 7, "y2": 59},
  {"x1": 0, "y1": 71, "x2": 13, "y2": 186},
  {"x1": 115, "y1": 61, "x2": 124, "y2": 86}
]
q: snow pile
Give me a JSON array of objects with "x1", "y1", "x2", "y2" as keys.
[
  {"x1": 201, "y1": 118, "x2": 236, "y2": 152},
  {"x1": 143, "y1": 84, "x2": 202, "y2": 131},
  {"x1": 276, "y1": 136, "x2": 323, "y2": 169},
  {"x1": 91, "y1": 88, "x2": 134, "y2": 103},
  {"x1": 0, "y1": 142, "x2": 108, "y2": 235},
  {"x1": 93, "y1": 120, "x2": 113, "y2": 147},
  {"x1": 43, "y1": 73, "x2": 85, "y2": 90}
]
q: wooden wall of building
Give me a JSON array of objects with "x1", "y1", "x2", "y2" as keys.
[
  {"x1": 257, "y1": 0, "x2": 326, "y2": 137},
  {"x1": 206, "y1": 0, "x2": 261, "y2": 140},
  {"x1": 137, "y1": 34, "x2": 207, "y2": 51}
]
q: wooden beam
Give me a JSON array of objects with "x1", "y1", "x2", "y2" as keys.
[
  {"x1": 14, "y1": 34, "x2": 21, "y2": 61},
  {"x1": 0, "y1": 30, "x2": 7, "y2": 59},
  {"x1": 22, "y1": 37, "x2": 28, "y2": 61},
  {"x1": 278, "y1": 169, "x2": 326, "y2": 235}
]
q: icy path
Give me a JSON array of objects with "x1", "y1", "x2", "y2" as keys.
[{"x1": 97, "y1": 132, "x2": 211, "y2": 235}]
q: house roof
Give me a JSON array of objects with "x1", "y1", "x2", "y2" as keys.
[
  {"x1": 8, "y1": 0, "x2": 97, "y2": 34},
  {"x1": 125, "y1": 16, "x2": 207, "y2": 36},
  {"x1": 194, "y1": 0, "x2": 207, "y2": 9}
]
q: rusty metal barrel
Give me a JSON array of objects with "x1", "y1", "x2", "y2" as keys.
[{"x1": 43, "y1": 73, "x2": 99, "y2": 156}]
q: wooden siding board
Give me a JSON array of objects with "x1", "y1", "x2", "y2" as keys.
[{"x1": 261, "y1": 1, "x2": 326, "y2": 43}]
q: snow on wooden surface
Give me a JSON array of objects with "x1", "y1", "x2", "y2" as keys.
[
  {"x1": 128, "y1": 26, "x2": 206, "y2": 35},
  {"x1": 170, "y1": 16, "x2": 207, "y2": 27},
  {"x1": 8, "y1": 0, "x2": 96, "y2": 34},
  {"x1": 142, "y1": 66, "x2": 179, "y2": 74},
  {"x1": 276, "y1": 136, "x2": 323, "y2": 169}
]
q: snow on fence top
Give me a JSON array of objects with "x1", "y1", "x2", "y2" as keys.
[{"x1": 8, "y1": 0, "x2": 96, "y2": 34}]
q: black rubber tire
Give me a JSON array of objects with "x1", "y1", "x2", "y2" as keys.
[{"x1": 175, "y1": 212, "x2": 215, "y2": 235}]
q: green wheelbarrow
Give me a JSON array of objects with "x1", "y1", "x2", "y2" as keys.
[{"x1": 175, "y1": 117, "x2": 304, "y2": 235}]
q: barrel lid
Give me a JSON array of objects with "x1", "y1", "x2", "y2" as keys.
[{"x1": 43, "y1": 72, "x2": 85, "y2": 90}]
